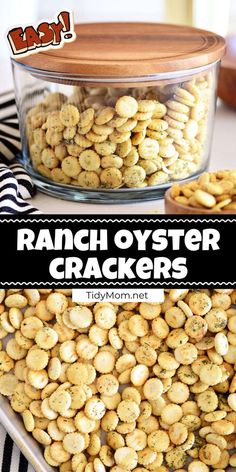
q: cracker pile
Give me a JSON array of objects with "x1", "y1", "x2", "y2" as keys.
[
  {"x1": 26, "y1": 73, "x2": 212, "y2": 189},
  {"x1": 1, "y1": 289, "x2": 236, "y2": 471},
  {"x1": 170, "y1": 170, "x2": 236, "y2": 211}
]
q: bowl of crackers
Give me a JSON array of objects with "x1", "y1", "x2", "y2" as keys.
[{"x1": 165, "y1": 170, "x2": 236, "y2": 214}]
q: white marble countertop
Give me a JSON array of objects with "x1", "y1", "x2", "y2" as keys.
[{"x1": 28, "y1": 101, "x2": 236, "y2": 214}]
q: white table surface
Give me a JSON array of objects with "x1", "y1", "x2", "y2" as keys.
[{"x1": 26, "y1": 101, "x2": 236, "y2": 214}]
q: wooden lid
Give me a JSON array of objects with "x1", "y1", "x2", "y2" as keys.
[{"x1": 14, "y1": 22, "x2": 225, "y2": 79}]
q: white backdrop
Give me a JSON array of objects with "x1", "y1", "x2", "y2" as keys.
[
  {"x1": 0, "y1": 0, "x2": 165, "y2": 92},
  {"x1": 0, "y1": 0, "x2": 235, "y2": 92},
  {"x1": 39, "y1": 0, "x2": 165, "y2": 23}
]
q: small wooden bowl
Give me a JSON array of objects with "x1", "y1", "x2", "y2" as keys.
[
  {"x1": 165, "y1": 188, "x2": 236, "y2": 214},
  {"x1": 218, "y1": 35, "x2": 236, "y2": 108}
]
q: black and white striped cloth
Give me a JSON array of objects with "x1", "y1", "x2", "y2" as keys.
[
  {"x1": 0, "y1": 91, "x2": 39, "y2": 469},
  {"x1": 0, "y1": 425, "x2": 34, "y2": 472},
  {"x1": 0, "y1": 91, "x2": 40, "y2": 214}
]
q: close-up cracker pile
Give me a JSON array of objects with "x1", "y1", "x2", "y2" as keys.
[{"x1": 0, "y1": 289, "x2": 236, "y2": 472}]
